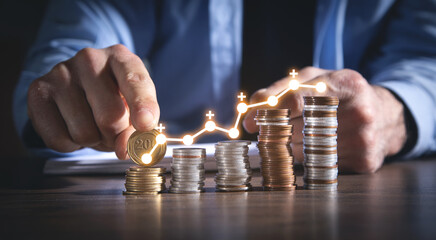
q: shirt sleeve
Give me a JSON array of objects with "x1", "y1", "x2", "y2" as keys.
[
  {"x1": 12, "y1": 0, "x2": 136, "y2": 156},
  {"x1": 365, "y1": 0, "x2": 436, "y2": 158}
]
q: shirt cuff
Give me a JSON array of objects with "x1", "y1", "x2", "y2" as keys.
[{"x1": 375, "y1": 81, "x2": 434, "y2": 159}]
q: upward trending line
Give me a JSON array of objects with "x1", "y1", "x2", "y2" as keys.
[{"x1": 140, "y1": 69, "x2": 327, "y2": 164}]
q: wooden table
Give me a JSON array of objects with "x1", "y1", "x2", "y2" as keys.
[{"x1": 1, "y1": 158, "x2": 436, "y2": 240}]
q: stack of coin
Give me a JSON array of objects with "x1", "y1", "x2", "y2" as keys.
[
  {"x1": 123, "y1": 166, "x2": 166, "y2": 195},
  {"x1": 169, "y1": 148, "x2": 206, "y2": 193},
  {"x1": 255, "y1": 109, "x2": 296, "y2": 191},
  {"x1": 303, "y1": 96, "x2": 339, "y2": 190},
  {"x1": 214, "y1": 140, "x2": 252, "y2": 192}
]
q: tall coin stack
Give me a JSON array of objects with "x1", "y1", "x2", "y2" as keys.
[
  {"x1": 214, "y1": 140, "x2": 252, "y2": 192},
  {"x1": 303, "y1": 96, "x2": 339, "y2": 190},
  {"x1": 123, "y1": 166, "x2": 166, "y2": 195},
  {"x1": 169, "y1": 148, "x2": 206, "y2": 193},
  {"x1": 255, "y1": 109, "x2": 296, "y2": 191}
]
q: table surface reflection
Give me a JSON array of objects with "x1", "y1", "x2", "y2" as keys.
[{"x1": 1, "y1": 158, "x2": 436, "y2": 240}]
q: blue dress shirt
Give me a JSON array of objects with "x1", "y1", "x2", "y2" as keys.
[{"x1": 13, "y1": 0, "x2": 436, "y2": 158}]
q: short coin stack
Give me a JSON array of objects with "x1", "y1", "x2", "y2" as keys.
[
  {"x1": 214, "y1": 140, "x2": 252, "y2": 191},
  {"x1": 255, "y1": 109, "x2": 296, "y2": 191},
  {"x1": 303, "y1": 96, "x2": 339, "y2": 190},
  {"x1": 123, "y1": 166, "x2": 166, "y2": 195},
  {"x1": 170, "y1": 148, "x2": 206, "y2": 193}
]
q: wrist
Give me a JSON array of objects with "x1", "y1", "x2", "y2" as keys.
[{"x1": 373, "y1": 86, "x2": 407, "y2": 156}]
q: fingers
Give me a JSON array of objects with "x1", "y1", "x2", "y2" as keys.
[
  {"x1": 241, "y1": 67, "x2": 384, "y2": 173},
  {"x1": 107, "y1": 44, "x2": 160, "y2": 131},
  {"x1": 307, "y1": 69, "x2": 370, "y2": 102},
  {"x1": 70, "y1": 47, "x2": 130, "y2": 149},
  {"x1": 289, "y1": 117, "x2": 304, "y2": 144},
  {"x1": 291, "y1": 143, "x2": 303, "y2": 163},
  {"x1": 27, "y1": 78, "x2": 81, "y2": 152},
  {"x1": 243, "y1": 68, "x2": 368, "y2": 134},
  {"x1": 115, "y1": 126, "x2": 136, "y2": 160},
  {"x1": 243, "y1": 67, "x2": 332, "y2": 133},
  {"x1": 47, "y1": 63, "x2": 101, "y2": 148},
  {"x1": 297, "y1": 66, "x2": 330, "y2": 82}
]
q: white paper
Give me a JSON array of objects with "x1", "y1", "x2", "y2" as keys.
[{"x1": 44, "y1": 142, "x2": 261, "y2": 175}]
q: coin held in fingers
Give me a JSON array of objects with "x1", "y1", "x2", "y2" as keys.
[{"x1": 127, "y1": 129, "x2": 167, "y2": 166}]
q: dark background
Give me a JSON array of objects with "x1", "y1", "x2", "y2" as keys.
[
  {"x1": 0, "y1": 0, "x2": 49, "y2": 159},
  {"x1": 0, "y1": 0, "x2": 314, "y2": 159}
]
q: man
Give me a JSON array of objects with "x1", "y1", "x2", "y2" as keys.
[{"x1": 13, "y1": 0, "x2": 436, "y2": 173}]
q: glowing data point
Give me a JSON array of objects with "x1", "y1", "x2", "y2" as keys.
[
  {"x1": 237, "y1": 103, "x2": 248, "y2": 113},
  {"x1": 206, "y1": 110, "x2": 215, "y2": 120},
  {"x1": 183, "y1": 135, "x2": 194, "y2": 145},
  {"x1": 156, "y1": 134, "x2": 167, "y2": 144},
  {"x1": 156, "y1": 123, "x2": 165, "y2": 132},
  {"x1": 141, "y1": 153, "x2": 152, "y2": 164},
  {"x1": 289, "y1": 69, "x2": 298, "y2": 78},
  {"x1": 228, "y1": 128, "x2": 239, "y2": 139},
  {"x1": 267, "y1": 96, "x2": 278, "y2": 106},
  {"x1": 238, "y1": 92, "x2": 246, "y2": 101},
  {"x1": 205, "y1": 121, "x2": 216, "y2": 132},
  {"x1": 155, "y1": 69, "x2": 328, "y2": 150},
  {"x1": 289, "y1": 79, "x2": 300, "y2": 90},
  {"x1": 316, "y1": 82, "x2": 327, "y2": 93}
]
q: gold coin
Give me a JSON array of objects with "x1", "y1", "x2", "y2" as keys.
[
  {"x1": 126, "y1": 178, "x2": 162, "y2": 183},
  {"x1": 129, "y1": 166, "x2": 166, "y2": 172},
  {"x1": 125, "y1": 185, "x2": 164, "y2": 190},
  {"x1": 125, "y1": 172, "x2": 163, "y2": 177},
  {"x1": 122, "y1": 191, "x2": 159, "y2": 195},
  {"x1": 126, "y1": 179, "x2": 165, "y2": 183},
  {"x1": 127, "y1": 130, "x2": 167, "y2": 166}
]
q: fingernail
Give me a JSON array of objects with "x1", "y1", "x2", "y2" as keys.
[
  {"x1": 116, "y1": 150, "x2": 128, "y2": 160},
  {"x1": 135, "y1": 108, "x2": 155, "y2": 130}
]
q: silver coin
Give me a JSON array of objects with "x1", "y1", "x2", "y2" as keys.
[
  {"x1": 214, "y1": 141, "x2": 253, "y2": 188},
  {"x1": 303, "y1": 146, "x2": 337, "y2": 151},
  {"x1": 217, "y1": 140, "x2": 251, "y2": 146},
  {"x1": 304, "y1": 169, "x2": 338, "y2": 181},
  {"x1": 170, "y1": 180, "x2": 205, "y2": 185},
  {"x1": 171, "y1": 172, "x2": 205, "y2": 177},
  {"x1": 173, "y1": 148, "x2": 206, "y2": 153},
  {"x1": 215, "y1": 180, "x2": 250, "y2": 185},
  {"x1": 216, "y1": 162, "x2": 250, "y2": 166},
  {"x1": 304, "y1": 182, "x2": 338, "y2": 190},
  {"x1": 304, "y1": 137, "x2": 338, "y2": 144},
  {"x1": 303, "y1": 129, "x2": 337, "y2": 135},
  {"x1": 304, "y1": 105, "x2": 338, "y2": 111},
  {"x1": 169, "y1": 185, "x2": 205, "y2": 190},
  {"x1": 304, "y1": 161, "x2": 337, "y2": 167},
  {"x1": 171, "y1": 164, "x2": 204, "y2": 169},
  {"x1": 216, "y1": 186, "x2": 251, "y2": 192},
  {"x1": 169, "y1": 189, "x2": 204, "y2": 194},
  {"x1": 215, "y1": 144, "x2": 249, "y2": 148}
]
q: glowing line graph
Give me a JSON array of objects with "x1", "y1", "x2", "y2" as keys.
[{"x1": 139, "y1": 69, "x2": 327, "y2": 164}]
